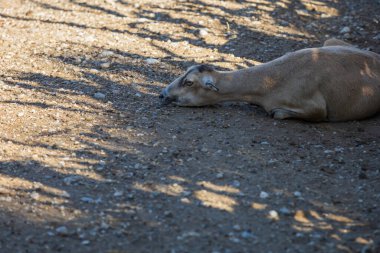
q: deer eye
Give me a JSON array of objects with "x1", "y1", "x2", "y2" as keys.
[{"x1": 183, "y1": 80, "x2": 193, "y2": 86}]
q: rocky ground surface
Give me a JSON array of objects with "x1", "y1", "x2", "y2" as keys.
[{"x1": 0, "y1": 0, "x2": 380, "y2": 252}]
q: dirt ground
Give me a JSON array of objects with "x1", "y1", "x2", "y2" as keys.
[{"x1": 0, "y1": 0, "x2": 379, "y2": 252}]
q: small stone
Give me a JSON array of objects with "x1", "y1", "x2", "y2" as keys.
[
  {"x1": 229, "y1": 237, "x2": 240, "y2": 243},
  {"x1": 30, "y1": 191, "x2": 40, "y2": 200},
  {"x1": 112, "y1": 88, "x2": 120, "y2": 94},
  {"x1": 125, "y1": 172, "x2": 134, "y2": 178},
  {"x1": 216, "y1": 173, "x2": 224, "y2": 179},
  {"x1": 81, "y1": 240, "x2": 90, "y2": 245},
  {"x1": 56, "y1": 226, "x2": 69, "y2": 236},
  {"x1": 321, "y1": 13, "x2": 330, "y2": 18},
  {"x1": 60, "y1": 191, "x2": 71, "y2": 198},
  {"x1": 99, "y1": 50, "x2": 114, "y2": 57},
  {"x1": 17, "y1": 112, "x2": 25, "y2": 117},
  {"x1": 232, "y1": 180, "x2": 240, "y2": 187},
  {"x1": 145, "y1": 58, "x2": 159, "y2": 64},
  {"x1": 340, "y1": 26, "x2": 351, "y2": 34},
  {"x1": 93, "y1": 92, "x2": 106, "y2": 99},
  {"x1": 268, "y1": 210, "x2": 279, "y2": 220},
  {"x1": 100, "y1": 62, "x2": 111, "y2": 69},
  {"x1": 260, "y1": 191, "x2": 269, "y2": 199},
  {"x1": 63, "y1": 176, "x2": 81, "y2": 185},
  {"x1": 96, "y1": 166, "x2": 105, "y2": 172},
  {"x1": 135, "y1": 92, "x2": 142, "y2": 97},
  {"x1": 198, "y1": 28, "x2": 209, "y2": 37},
  {"x1": 164, "y1": 211, "x2": 173, "y2": 217},
  {"x1": 279, "y1": 207, "x2": 292, "y2": 215},
  {"x1": 293, "y1": 191, "x2": 302, "y2": 197},
  {"x1": 100, "y1": 221, "x2": 109, "y2": 230},
  {"x1": 233, "y1": 225, "x2": 241, "y2": 231},
  {"x1": 114, "y1": 191, "x2": 123, "y2": 197},
  {"x1": 241, "y1": 230, "x2": 255, "y2": 239},
  {"x1": 80, "y1": 197, "x2": 94, "y2": 203}
]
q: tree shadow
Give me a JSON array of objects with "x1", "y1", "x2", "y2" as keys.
[{"x1": 1, "y1": 0, "x2": 380, "y2": 252}]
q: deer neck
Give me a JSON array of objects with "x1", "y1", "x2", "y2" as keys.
[{"x1": 215, "y1": 65, "x2": 275, "y2": 105}]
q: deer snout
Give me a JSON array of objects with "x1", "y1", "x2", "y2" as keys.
[{"x1": 159, "y1": 88, "x2": 176, "y2": 105}]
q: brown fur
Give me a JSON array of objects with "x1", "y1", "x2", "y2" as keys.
[{"x1": 161, "y1": 39, "x2": 380, "y2": 121}]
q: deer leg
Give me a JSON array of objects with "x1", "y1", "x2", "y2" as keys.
[
  {"x1": 270, "y1": 108, "x2": 301, "y2": 120},
  {"x1": 270, "y1": 107, "x2": 327, "y2": 121}
]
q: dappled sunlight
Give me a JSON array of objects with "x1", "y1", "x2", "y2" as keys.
[
  {"x1": 0, "y1": 174, "x2": 70, "y2": 202},
  {"x1": 251, "y1": 202, "x2": 267, "y2": 210},
  {"x1": 292, "y1": 209, "x2": 365, "y2": 233},
  {"x1": 197, "y1": 181, "x2": 240, "y2": 194},
  {"x1": 0, "y1": 173, "x2": 83, "y2": 223},
  {"x1": 0, "y1": 0, "x2": 379, "y2": 252},
  {"x1": 194, "y1": 189, "x2": 237, "y2": 212},
  {"x1": 133, "y1": 182, "x2": 185, "y2": 197}
]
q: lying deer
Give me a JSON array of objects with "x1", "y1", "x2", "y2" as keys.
[{"x1": 160, "y1": 39, "x2": 380, "y2": 121}]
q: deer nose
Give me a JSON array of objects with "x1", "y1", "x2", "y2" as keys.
[{"x1": 159, "y1": 88, "x2": 168, "y2": 99}]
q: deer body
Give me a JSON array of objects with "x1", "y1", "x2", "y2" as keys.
[{"x1": 160, "y1": 40, "x2": 380, "y2": 122}]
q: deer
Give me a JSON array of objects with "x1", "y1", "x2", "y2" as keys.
[{"x1": 159, "y1": 39, "x2": 380, "y2": 122}]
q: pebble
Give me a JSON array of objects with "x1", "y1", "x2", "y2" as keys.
[
  {"x1": 198, "y1": 28, "x2": 209, "y2": 37},
  {"x1": 260, "y1": 191, "x2": 269, "y2": 199},
  {"x1": 81, "y1": 240, "x2": 90, "y2": 245},
  {"x1": 268, "y1": 210, "x2": 279, "y2": 220},
  {"x1": 100, "y1": 62, "x2": 111, "y2": 69},
  {"x1": 216, "y1": 172, "x2": 224, "y2": 179},
  {"x1": 80, "y1": 197, "x2": 95, "y2": 203},
  {"x1": 279, "y1": 207, "x2": 292, "y2": 215},
  {"x1": 96, "y1": 165, "x2": 105, "y2": 172},
  {"x1": 63, "y1": 176, "x2": 81, "y2": 185},
  {"x1": 30, "y1": 191, "x2": 40, "y2": 200},
  {"x1": 60, "y1": 191, "x2": 71, "y2": 198},
  {"x1": 229, "y1": 237, "x2": 240, "y2": 243},
  {"x1": 373, "y1": 34, "x2": 380, "y2": 40},
  {"x1": 56, "y1": 226, "x2": 69, "y2": 236},
  {"x1": 93, "y1": 92, "x2": 106, "y2": 99},
  {"x1": 114, "y1": 191, "x2": 123, "y2": 197},
  {"x1": 340, "y1": 26, "x2": 351, "y2": 34},
  {"x1": 145, "y1": 58, "x2": 159, "y2": 64},
  {"x1": 100, "y1": 221, "x2": 109, "y2": 230},
  {"x1": 293, "y1": 191, "x2": 302, "y2": 197},
  {"x1": 99, "y1": 50, "x2": 114, "y2": 57},
  {"x1": 241, "y1": 230, "x2": 255, "y2": 239},
  {"x1": 232, "y1": 180, "x2": 240, "y2": 187}
]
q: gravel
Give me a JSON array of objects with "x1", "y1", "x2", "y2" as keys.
[{"x1": 0, "y1": 1, "x2": 379, "y2": 253}]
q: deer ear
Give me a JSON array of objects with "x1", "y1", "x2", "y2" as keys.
[{"x1": 201, "y1": 76, "x2": 219, "y2": 92}]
